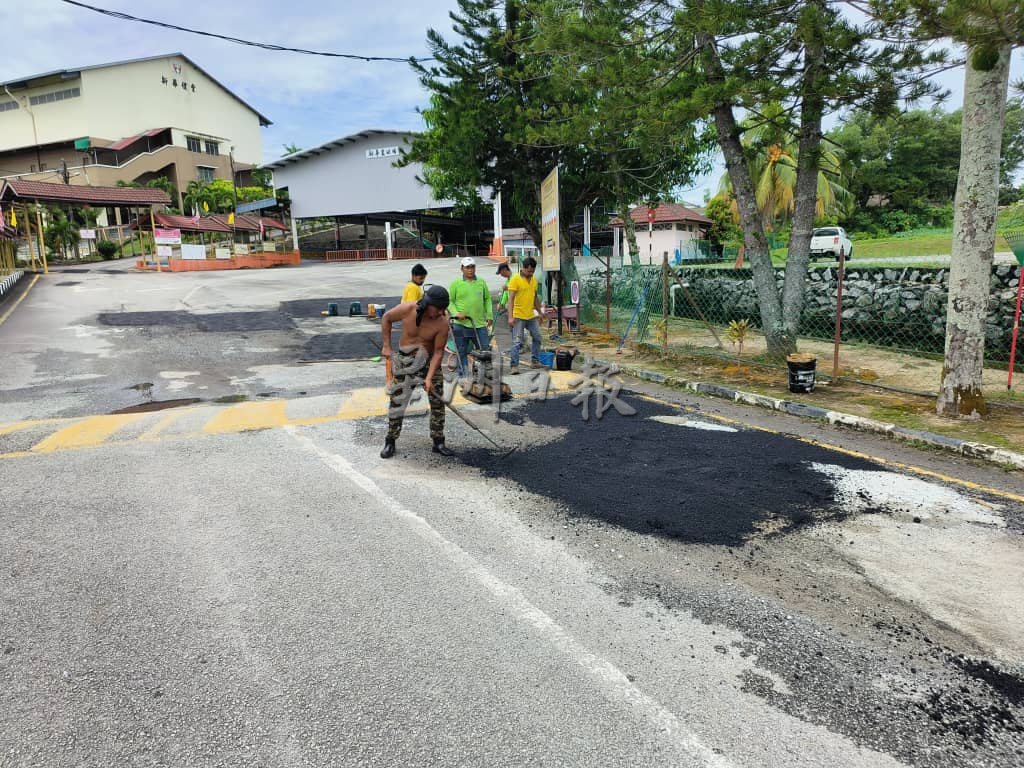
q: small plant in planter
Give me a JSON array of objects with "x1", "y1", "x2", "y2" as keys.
[
  {"x1": 726, "y1": 318, "x2": 751, "y2": 356},
  {"x1": 96, "y1": 240, "x2": 118, "y2": 260}
]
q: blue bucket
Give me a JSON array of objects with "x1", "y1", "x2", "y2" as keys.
[{"x1": 538, "y1": 351, "x2": 555, "y2": 368}]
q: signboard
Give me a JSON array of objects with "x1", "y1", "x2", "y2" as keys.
[
  {"x1": 540, "y1": 165, "x2": 560, "y2": 271},
  {"x1": 79, "y1": 228, "x2": 96, "y2": 240},
  {"x1": 215, "y1": 247, "x2": 232, "y2": 260},
  {"x1": 233, "y1": 244, "x2": 250, "y2": 256},
  {"x1": 74, "y1": 137, "x2": 91, "y2": 150},
  {"x1": 180, "y1": 244, "x2": 206, "y2": 261},
  {"x1": 365, "y1": 146, "x2": 400, "y2": 159},
  {"x1": 235, "y1": 197, "x2": 277, "y2": 214},
  {"x1": 262, "y1": 242, "x2": 276, "y2": 252},
  {"x1": 570, "y1": 280, "x2": 580, "y2": 305},
  {"x1": 156, "y1": 245, "x2": 172, "y2": 257},
  {"x1": 154, "y1": 228, "x2": 181, "y2": 245},
  {"x1": 435, "y1": 243, "x2": 443, "y2": 254}
]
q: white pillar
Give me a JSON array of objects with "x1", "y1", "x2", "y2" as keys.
[
  {"x1": 613, "y1": 225, "x2": 620, "y2": 267},
  {"x1": 290, "y1": 217, "x2": 299, "y2": 252},
  {"x1": 583, "y1": 205, "x2": 591, "y2": 257},
  {"x1": 385, "y1": 221, "x2": 393, "y2": 260},
  {"x1": 492, "y1": 191, "x2": 503, "y2": 259}
]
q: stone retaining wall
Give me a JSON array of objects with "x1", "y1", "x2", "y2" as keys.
[{"x1": 673, "y1": 265, "x2": 1020, "y2": 360}]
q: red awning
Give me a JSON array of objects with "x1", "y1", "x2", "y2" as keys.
[
  {"x1": 136, "y1": 212, "x2": 231, "y2": 233},
  {"x1": 107, "y1": 128, "x2": 169, "y2": 152},
  {"x1": 0, "y1": 179, "x2": 170, "y2": 206}
]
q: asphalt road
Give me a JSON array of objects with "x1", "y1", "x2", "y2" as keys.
[{"x1": 2, "y1": 257, "x2": 1023, "y2": 767}]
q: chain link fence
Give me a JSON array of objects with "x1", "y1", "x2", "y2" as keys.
[{"x1": 575, "y1": 260, "x2": 1022, "y2": 398}]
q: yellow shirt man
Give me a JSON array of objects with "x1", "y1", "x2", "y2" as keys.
[
  {"x1": 402, "y1": 264, "x2": 428, "y2": 303},
  {"x1": 508, "y1": 272, "x2": 540, "y2": 320},
  {"x1": 402, "y1": 281, "x2": 424, "y2": 303}
]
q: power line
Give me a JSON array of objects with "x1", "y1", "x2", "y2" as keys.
[{"x1": 59, "y1": 0, "x2": 432, "y2": 63}]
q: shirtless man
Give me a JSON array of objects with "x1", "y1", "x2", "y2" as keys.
[{"x1": 379, "y1": 284, "x2": 454, "y2": 459}]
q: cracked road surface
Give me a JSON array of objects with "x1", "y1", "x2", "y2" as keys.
[{"x1": 2, "y1": 259, "x2": 1023, "y2": 767}]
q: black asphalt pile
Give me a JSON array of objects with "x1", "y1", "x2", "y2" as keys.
[
  {"x1": 97, "y1": 310, "x2": 294, "y2": 332},
  {"x1": 464, "y1": 393, "x2": 881, "y2": 546}
]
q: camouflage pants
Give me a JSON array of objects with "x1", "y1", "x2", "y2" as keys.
[{"x1": 386, "y1": 349, "x2": 445, "y2": 442}]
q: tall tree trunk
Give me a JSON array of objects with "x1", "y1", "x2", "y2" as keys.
[
  {"x1": 937, "y1": 43, "x2": 1012, "y2": 418},
  {"x1": 781, "y1": 1, "x2": 826, "y2": 342},
  {"x1": 700, "y1": 35, "x2": 787, "y2": 358}
]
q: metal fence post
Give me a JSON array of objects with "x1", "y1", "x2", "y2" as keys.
[
  {"x1": 832, "y1": 245, "x2": 846, "y2": 383},
  {"x1": 662, "y1": 252, "x2": 669, "y2": 353}
]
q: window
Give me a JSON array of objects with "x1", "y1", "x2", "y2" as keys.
[
  {"x1": 0, "y1": 100, "x2": 18, "y2": 112},
  {"x1": 186, "y1": 136, "x2": 202, "y2": 153},
  {"x1": 29, "y1": 86, "x2": 80, "y2": 106},
  {"x1": 197, "y1": 166, "x2": 215, "y2": 183},
  {"x1": 204, "y1": 141, "x2": 219, "y2": 156}
]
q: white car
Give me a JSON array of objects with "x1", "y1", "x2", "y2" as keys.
[{"x1": 809, "y1": 227, "x2": 853, "y2": 261}]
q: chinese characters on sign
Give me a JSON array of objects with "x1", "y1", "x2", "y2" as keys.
[
  {"x1": 365, "y1": 147, "x2": 401, "y2": 159},
  {"x1": 160, "y1": 76, "x2": 196, "y2": 92}
]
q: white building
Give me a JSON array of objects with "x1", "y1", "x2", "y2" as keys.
[
  {"x1": 0, "y1": 53, "x2": 270, "y2": 206},
  {"x1": 612, "y1": 203, "x2": 712, "y2": 265},
  {"x1": 264, "y1": 130, "x2": 451, "y2": 219}
]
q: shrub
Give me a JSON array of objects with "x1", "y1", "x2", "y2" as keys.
[{"x1": 95, "y1": 240, "x2": 118, "y2": 259}]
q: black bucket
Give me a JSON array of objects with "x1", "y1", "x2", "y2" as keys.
[
  {"x1": 786, "y1": 354, "x2": 816, "y2": 393},
  {"x1": 555, "y1": 347, "x2": 578, "y2": 371},
  {"x1": 327, "y1": 303, "x2": 339, "y2": 316}
]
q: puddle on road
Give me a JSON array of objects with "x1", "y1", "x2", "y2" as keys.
[{"x1": 110, "y1": 398, "x2": 202, "y2": 414}]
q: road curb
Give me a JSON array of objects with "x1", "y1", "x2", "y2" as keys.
[
  {"x1": 0, "y1": 270, "x2": 24, "y2": 299},
  {"x1": 606, "y1": 361, "x2": 1024, "y2": 471}
]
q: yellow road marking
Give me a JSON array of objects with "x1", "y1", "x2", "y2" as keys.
[
  {"x1": 0, "y1": 274, "x2": 40, "y2": 326},
  {"x1": 203, "y1": 400, "x2": 290, "y2": 433},
  {"x1": 0, "y1": 417, "x2": 66, "y2": 436},
  {"x1": 633, "y1": 392, "x2": 1024, "y2": 504},
  {"x1": 337, "y1": 387, "x2": 391, "y2": 419},
  {"x1": 138, "y1": 410, "x2": 190, "y2": 441},
  {"x1": 32, "y1": 413, "x2": 148, "y2": 453}
]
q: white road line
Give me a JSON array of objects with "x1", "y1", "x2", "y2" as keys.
[{"x1": 286, "y1": 425, "x2": 733, "y2": 768}]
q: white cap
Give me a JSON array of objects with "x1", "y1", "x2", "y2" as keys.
[{"x1": 460, "y1": 257, "x2": 476, "y2": 267}]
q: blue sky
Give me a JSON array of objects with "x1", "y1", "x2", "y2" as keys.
[{"x1": 2, "y1": 0, "x2": 1021, "y2": 200}]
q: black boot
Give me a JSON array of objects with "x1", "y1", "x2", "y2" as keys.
[
  {"x1": 380, "y1": 438, "x2": 396, "y2": 459},
  {"x1": 432, "y1": 439, "x2": 454, "y2": 457}
]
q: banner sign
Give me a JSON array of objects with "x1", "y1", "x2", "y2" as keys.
[
  {"x1": 215, "y1": 247, "x2": 232, "y2": 260},
  {"x1": 156, "y1": 245, "x2": 172, "y2": 257},
  {"x1": 154, "y1": 228, "x2": 181, "y2": 245},
  {"x1": 79, "y1": 228, "x2": 96, "y2": 240},
  {"x1": 180, "y1": 244, "x2": 206, "y2": 260},
  {"x1": 540, "y1": 166, "x2": 560, "y2": 271}
]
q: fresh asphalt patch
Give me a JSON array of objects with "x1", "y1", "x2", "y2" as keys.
[
  {"x1": 97, "y1": 310, "x2": 295, "y2": 332},
  {"x1": 462, "y1": 393, "x2": 881, "y2": 546},
  {"x1": 301, "y1": 331, "x2": 399, "y2": 361}
]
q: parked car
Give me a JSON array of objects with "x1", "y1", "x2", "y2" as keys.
[{"x1": 809, "y1": 226, "x2": 853, "y2": 261}]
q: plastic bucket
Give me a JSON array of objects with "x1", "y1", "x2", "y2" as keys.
[
  {"x1": 555, "y1": 348, "x2": 576, "y2": 371},
  {"x1": 349, "y1": 301, "x2": 362, "y2": 316},
  {"x1": 327, "y1": 303, "x2": 339, "y2": 316},
  {"x1": 538, "y1": 351, "x2": 555, "y2": 368},
  {"x1": 786, "y1": 354, "x2": 817, "y2": 393}
]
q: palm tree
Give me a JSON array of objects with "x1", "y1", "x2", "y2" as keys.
[{"x1": 717, "y1": 104, "x2": 852, "y2": 231}]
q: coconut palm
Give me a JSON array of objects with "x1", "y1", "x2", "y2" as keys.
[{"x1": 717, "y1": 104, "x2": 853, "y2": 230}]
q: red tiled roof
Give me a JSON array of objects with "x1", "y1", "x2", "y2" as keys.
[
  {"x1": 610, "y1": 203, "x2": 712, "y2": 227},
  {"x1": 137, "y1": 212, "x2": 231, "y2": 233},
  {"x1": 209, "y1": 214, "x2": 288, "y2": 232},
  {"x1": 0, "y1": 180, "x2": 170, "y2": 206},
  {"x1": 108, "y1": 128, "x2": 168, "y2": 151}
]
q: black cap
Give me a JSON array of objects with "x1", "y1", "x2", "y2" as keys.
[
  {"x1": 496, "y1": 262, "x2": 511, "y2": 274},
  {"x1": 416, "y1": 284, "x2": 450, "y2": 325}
]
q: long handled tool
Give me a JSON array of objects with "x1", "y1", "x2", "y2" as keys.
[
  {"x1": 430, "y1": 386, "x2": 517, "y2": 459},
  {"x1": 372, "y1": 337, "x2": 517, "y2": 458}
]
